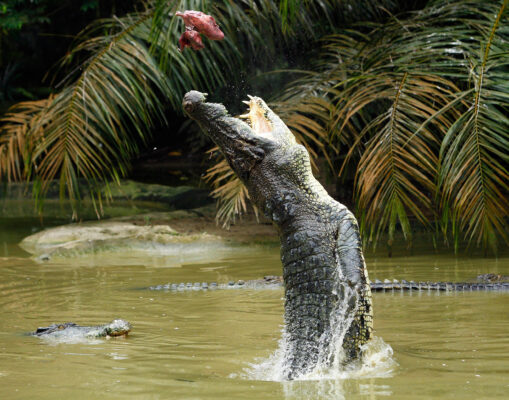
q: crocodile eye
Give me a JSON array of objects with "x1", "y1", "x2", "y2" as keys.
[{"x1": 58, "y1": 325, "x2": 65, "y2": 330}]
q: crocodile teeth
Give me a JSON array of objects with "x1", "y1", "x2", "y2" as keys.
[
  {"x1": 247, "y1": 94, "x2": 255, "y2": 100},
  {"x1": 242, "y1": 100, "x2": 251, "y2": 105},
  {"x1": 239, "y1": 113, "x2": 249, "y2": 119}
]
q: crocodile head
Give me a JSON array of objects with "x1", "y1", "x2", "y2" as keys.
[
  {"x1": 102, "y1": 319, "x2": 131, "y2": 337},
  {"x1": 182, "y1": 91, "x2": 328, "y2": 221}
]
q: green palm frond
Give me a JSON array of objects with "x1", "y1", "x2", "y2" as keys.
[
  {"x1": 352, "y1": 73, "x2": 458, "y2": 248},
  {"x1": 278, "y1": 0, "x2": 417, "y2": 34},
  {"x1": 275, "y1": 0, "x2": 509, "y2": 253},
  {"x1": 27, "y1": 11, "x2": 173, "y2": 212},
  {"x1": 439, "y1": 0, "x2": 509, "y2": 251}
]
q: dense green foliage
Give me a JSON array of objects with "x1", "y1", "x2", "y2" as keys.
[
  {"x1": 287, "y1": 0, "x2": 509, "y2": 252},
  {"x1": 0, "y1": 0, "x2": 507, "y2": 253}
]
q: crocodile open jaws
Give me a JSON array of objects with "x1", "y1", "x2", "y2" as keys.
[{"x1": 183, "y1": 91, "x2": 372, "y2": 379}]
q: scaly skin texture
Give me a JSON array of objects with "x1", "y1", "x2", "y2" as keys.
[
  {"x1": 148, "y1": 275, "x2": 284, "y2": 290},
  {"x1": 148, "y1": 276, "x2": 509, "y2": 292},
  {"x1": 182, "y1": 91, "x2": 372, "y2": 379},
  {"x1": 31, "y1": 319, "x2": 131, "y2": 338}
]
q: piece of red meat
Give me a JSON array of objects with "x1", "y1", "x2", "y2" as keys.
[
  {"x1": 178, "y1": 29, "x2": 205, "y2": 51},
  {"x1": 176, "y1": 10, "x2": 224, "y2": 41}
]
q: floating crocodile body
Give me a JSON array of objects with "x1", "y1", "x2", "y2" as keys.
[
  {"x1": 149, "y1": 275, "x2": 284, "y2": 291},
  {"x1": 31, "y1": 319, "x2": 131, "y2": 339},
  {"x1": 148, "y1": 275, "x2": 509, "y2": 292},
  {"x1": 183, "y1": 91, "x2": 372, "y2": 379},
  {"x1": 370, "y1": 279, "x2": 509, "y2": 291}
]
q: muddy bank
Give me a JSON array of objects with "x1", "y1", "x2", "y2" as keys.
[
  {"x1": 19, "y1": 206, "x2": 278, "y2": 263},
  {"x1": 113, "y1": 207, "x2": 277, "y2": 245}
]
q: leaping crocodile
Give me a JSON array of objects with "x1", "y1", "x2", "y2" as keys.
[
  {"x1": 30, "y1": 319, "x2": 131, "y2": 339},
  {"x1": 148, "y1": 275, "x2": 509, "y2": 292},
  {"x1": 183, "y1": 91, "x2": 372, "y2": 379}
]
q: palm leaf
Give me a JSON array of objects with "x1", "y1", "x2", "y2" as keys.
[
  {"x1": 0, "y1": 97, "x2": 53, "y2": 181},
  {"x1": 352, "y1": 73, "x2": 458, "y2": 248},
  {"x1": 438, "y1": 0, "x2": 509, "y2": 252},
  {"x1": 27, "y1": 11, "x2": 173, "y2": 212},
  {"x1": 203, "y1": 150, "x2": 256, "y2": 227}
]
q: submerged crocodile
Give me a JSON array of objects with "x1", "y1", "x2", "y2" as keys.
[
  {"x1": 148, "y1": 275, "x2": 509, "y2": 292},
  {"x1": 183, "y1": 91, "x2": 372, "y2": 379},
  {"x1": 31, "y1": 319, "x2": 131, "y2": 339},
  {"x1": 149, "y1": 275, "x2": 284, "y2": 291}
]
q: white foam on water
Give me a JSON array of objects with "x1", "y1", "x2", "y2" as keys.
[
  {"x1": 244, "y1": 333, "x2": 396, "y2": 382},
  {"x1": 244, "y1": 286, "x2": 363, "y2": 380}
]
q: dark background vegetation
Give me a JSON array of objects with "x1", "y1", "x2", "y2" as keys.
[{"x1": 1, "y1": 2, "x2": 136, "y2": 105}]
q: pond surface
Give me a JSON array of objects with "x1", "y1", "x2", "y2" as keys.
[{"x1": 1, "y1": 219, "x2": 509, "y2": 399}]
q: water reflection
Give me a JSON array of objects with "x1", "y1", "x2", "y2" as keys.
[
  {"x1": 282, "y1": 379, "x2": 394, "y2": 399},
  {"x1": 282, "y1": 379, "x2": 351, "y2": 400}
]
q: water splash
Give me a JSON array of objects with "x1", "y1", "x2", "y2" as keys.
[
  {"x1": 272, "y1": 284, "x2": 361, "y2": 380},
  {"x1": 244, "y1": 334, "x2": 395, "y2": 382},
  {"x1": 276, "y1": 337, "x2": 398, "y2": 400},
  {"x1": 313, "y1": 287, "x2": 359, "y2": 378}
]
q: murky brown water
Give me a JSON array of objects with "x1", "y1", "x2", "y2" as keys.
[{"x1": 1, "y1": 219, "x2": 508, "y2": 399}]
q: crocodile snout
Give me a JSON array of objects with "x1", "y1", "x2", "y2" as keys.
[{"x1": 183, "y1": 90, "x2": 207, "y2": 114}]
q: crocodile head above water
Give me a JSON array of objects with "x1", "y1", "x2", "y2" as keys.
[
  {"x1": 100, "y1": 319, "x2": 132, "y2": 337},
  {"x1": 183, "y1": 91, "x2": 372, "y2": 380}
]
